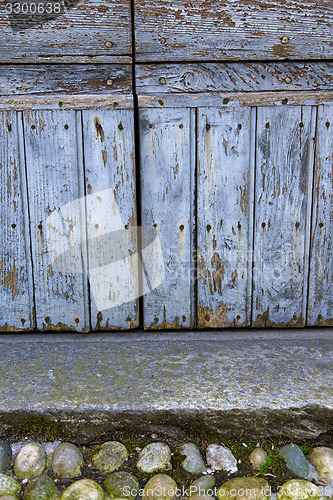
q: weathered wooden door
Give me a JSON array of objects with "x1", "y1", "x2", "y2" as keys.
[
  {"x1": 0, "y1": 0, "x2": 139, "y2": 331},
  {"x1": 1, "y1": 0, "x2": 333, "y2": 330},
  {"x1": 135, "y1": 0, "x2": 333, "y2": 329}
]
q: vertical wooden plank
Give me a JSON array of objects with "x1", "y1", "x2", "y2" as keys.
[
  {"x1": 140, "y1": 107, "x2": 195, "y2": 329},
  {"x1": 308, "y1": 104, "x2": 333, "y2": 326},
  {"x1": 23, "y1": 109, "x2": 89, "y2": 331},
  {"x1": 0, "y1": 111, "x2": 33, "y2": 330},
  {"x1": 253, "y1": 105, "x2": 316, "y2": 327},
  {"x1": 82, "y1": 108, "x2": 139, "y2": 330},
  {"x1": 197, "y1": 106, "x2": 254, "y2": 327}
]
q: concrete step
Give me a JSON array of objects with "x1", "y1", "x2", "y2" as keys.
[{"x1": 0, "y1": 329, "x2": 332, "y2": 442}]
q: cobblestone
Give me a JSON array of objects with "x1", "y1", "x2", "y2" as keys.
[{"x1": 0, "y1": 436, "x2": 331, "y2": 499}]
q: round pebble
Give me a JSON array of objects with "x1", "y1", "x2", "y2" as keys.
[
  {"x1": 61, "y1": 479, "x2": 104, "y2": 500},
  {"x1": 43, "y1": 442, "x2": 62, "y2": 469},
  {"x1": 307, "y1": 446, "x2": 333, "y2": 479},
  {"x1": 52, "y1": 443, "x2": 83, "y2": 478},
  {"x1": 0, "y1": 443, "x2": 12, "y2": 473},
  {"x1": 143, "y1": 474, "x2": 177, "y2": 500},
  {"x1": 217, "y1": 477, "x2": 271, "y2": 500},
  {"x1": 0, "y1": 474, "x2": 20, "y2": 497},
  {"x1": 179, "y1": 444, "x2": 206, "y2": 474},
  {"x1": 276, "y1": 479, "x2": 322, "y2": 500},
  {"x1": 137, "y1": 443, "x2": 172, "y2": 473},
  {"x1": 23, "y1": 474, "x2": 58, "y2": 500},
  {"x1": 14, "y1": 442, "x2": 46, "y2": 480},
  {"x1": 188, "y1": 475, "x2": 216, "y2": 497},
  {"x1": 249, "y1": 449, "x2": 268, "y2": 471},
  {"x1": 189, "y1": 496, "x2": 215, "y2": 500},
  {"x1": 206, "y1": 444, "x2": 237, "y2": 474},
  {"x1": 103, "y1": 471, "x2": 139, "y2": 500},
  {"x1": 279, "y1": 444, "x2": 309, "y2": 479},
  {"x1": 92, "y1": 442, "x2": 129, "y2": 474}
]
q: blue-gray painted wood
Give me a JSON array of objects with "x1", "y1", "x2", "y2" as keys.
[
  {"x1": 0, "y1": 65, "x2": 132, "y2": 95},
  {"x1": 0, "y1": 111, "x2": 34, "y2": 330},
  {"x1": 252, "y1": 106, "x2": 316, "y2": 327},
  {"x1": 82, "y1": 108, "x2": 139, "y2": 329},
  {"x1": 197, "y1": 106, "x2": 255, "y2": 328},
  {"x1": 135, "y1": 0, "x2": 333, "y2": 62},
  {"x1": 138, "y1": 91, "x2": 333, "y2": 109},
  {"x1": 23, "y1": 109, "x2": 89, "y2": 331},
  {"x1": 0, "y1": 0, "x2": 131, "y2": 62},
  {"x1": 308, "y1": 104, "x2": 333, "y2": 326},
  {"x1": 136, "y1": 62, "x2": 333, "y2": 94},
  {"x1": 139, "y1": 107, "x2": 195, "y2": 329}
]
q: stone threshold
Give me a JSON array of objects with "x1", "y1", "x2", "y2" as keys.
[{"x1": 0, "y1": 328, "x2": 332, "y2": 443}]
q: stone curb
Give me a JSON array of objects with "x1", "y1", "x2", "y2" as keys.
[{"x1": 0, "y1": 329, "x2": 332, "y2": 442}]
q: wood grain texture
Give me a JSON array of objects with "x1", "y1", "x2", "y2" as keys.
[
  {"x1": 23, "y1": 109, "x2": 89, "y2": 331},
  {"x1": 1, "y1": 0, "x2": 131, "y2": 62},
  {"x1": 136, "y1": 62, "x2": 333, "y2": 94},
  {"x1": 82, "y1": 109, "x2": 139, "y2": 329},
  {"x1": 0, "y1": 65, "x2": 132, "y2": 95},
  {"x1": 0, "y1": 95, "x2": 133, "y2": 111},
  {"x1": 135, "y1": 0, "x2": 333, "y2": 62},
  {"x1": 0, "y1": 56, "x2": 132, "y2": 64},
  {"x1": 252, "y1": 106, "x2": 316, "y2": 327},
  {"x1": 0, "y1": 111, "x2": 34, "y2": 330},
  {"x1": 140, "y1": 107, "x2": 195, "y2": 329},
  {"x1": 308, "y1": 104, "x2": 333, "y2": 326},
  {"x1": 197, "y1": 106, "x2": 255, "y2": 328},
  {"x1": 138, "y1": 91, "x2": 333, "y2": 109}
]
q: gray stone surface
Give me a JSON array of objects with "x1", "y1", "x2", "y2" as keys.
[
  {"x1": 307, "y1": 447, "x2": 333, "y2": 479},
  {"x1": 61, "y1": 479, "x2": 104, "y2": 500},
  {"x1": 137, "y1": 443, "x2": 171, "y2": 473},
  {"x1": 188, "y1": 476, "x2": 216, "y2": 497},
  {"x1": 23, "y1": 474, "x2": 58, "y2": 500},
  {"x1": 142, "y1": 474, "x2": 177, "y2": 500},
  {"x1": 249, "y1": 448, "x2": 268, "y2": 471},
  {"x1": 92, "y1": 441, "x2": 129, "y2": 473},
  {"x1": 217, "y1": 477, "x2": 271, "y2": 500},
  {"x1": 0, "y1": 330, "x2": 332, "y2": 441},
  {"x1": 0, "y1": 442, "x2": 11, "y2": 473},
  {"x1": 179, "y1": 444, "x2": 206, "y2": 474},
  {"x1": 0, "y1": 474, "x2": 20, "y2": 497},
  {"x1": 52, "y1": 443, "x2": 83, "y2": 478},
  {"x1": 277, "y1": 479, "x2": 322, "y2": 500},
  {"x1": 279, "y1": 444, "x2": 309, "y2": 479},
  {"x1": 14, "y1": 442, "x2": 46, "y2": 479},
  {"x1": 206, "y1": 445, "x2": 237, "y2": 474},
  {"x1": 103, "y1": 472, "x2": 139, "y2": 500}
]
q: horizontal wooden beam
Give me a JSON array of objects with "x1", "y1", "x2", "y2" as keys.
[
  {"x1": 136, "y1": 62, "x2": 333, "y2": 94},
  {"x1": 0, "y1": 94, "x2": 133, "y2": 110},
  {"x1": 135, "y1": 0, "x2": 333, "y2": 62},
  {"x1": 138, "y1": 91, "x2": 333, "y2": 108},
  {"x1": 0, "y1": 65, "x2": 132, "y2": 95},
  {"x1": 0, "y1": 0, "x2": 131, "y2": 62}
]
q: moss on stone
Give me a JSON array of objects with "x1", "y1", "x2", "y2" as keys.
[{"x1": 20, "y1": 415, "x2": 73, "y2": 440}]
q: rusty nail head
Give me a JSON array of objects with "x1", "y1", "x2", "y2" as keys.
[
  {"x1": 160, "y1": 37, "x2": 166, "y2": 44},
  {"x1": 106, "y1": 79, "x2": 113, "y2": 86},
  {"x1": 281, "y1": 36, "x2": 289, "y2": 44},
  {"x1": 285, "y1": 76, "x2": 292, "y2": 84},
  {"x1": 105, "y1": 41, "x2": 113, "y2": 48},
  {"x1": 159, "y1": 77, "x2": 166, "y2": 85}
]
